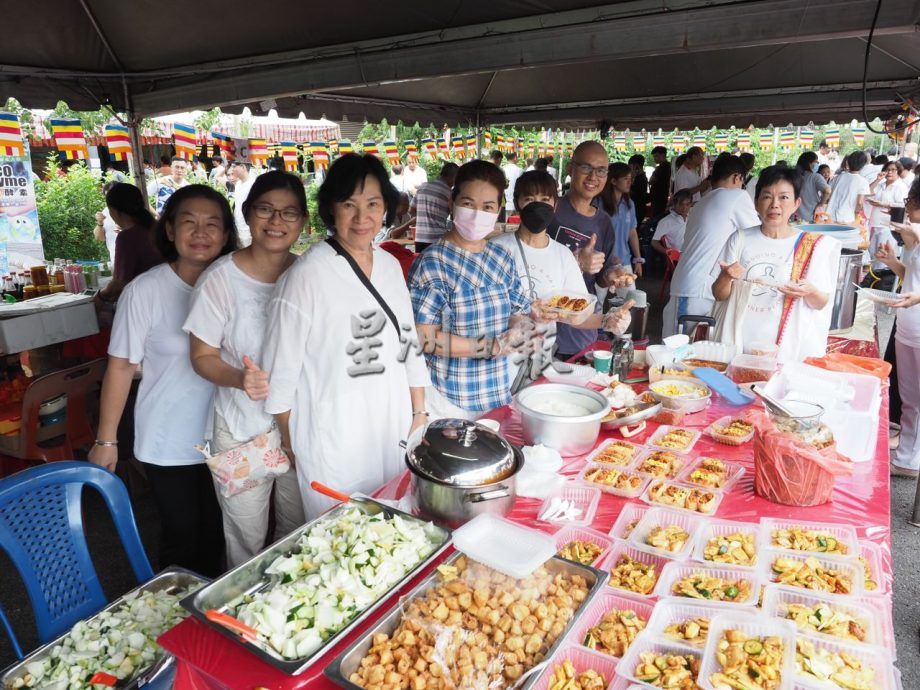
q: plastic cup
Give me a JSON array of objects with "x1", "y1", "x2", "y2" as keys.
[{"x1": 593, "y1": 350, "x2": 612, "y2": 373}]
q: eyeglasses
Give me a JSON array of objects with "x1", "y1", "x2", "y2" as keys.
[
  {"x1": 572, "y1": 163, "x2": 609, "y2": 178},
  {"x1": 252, "y1": 204, "x2": 303, "y2": 222}
]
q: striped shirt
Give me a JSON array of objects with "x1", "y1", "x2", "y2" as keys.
[
  {"x1": 411, "y1": 179, "x2": 452, "y2": 243},
  {"x1": 410, "y1": 240, "x2": 530, "y2": 412}
]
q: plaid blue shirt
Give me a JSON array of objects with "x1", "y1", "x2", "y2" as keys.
[{"x1": 409, "y1": 240, "x2": 530, "y2": 412}]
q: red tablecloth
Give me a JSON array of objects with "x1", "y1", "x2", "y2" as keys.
[{"x1": 161, "y1": 347, "x2": 893, "y2": 690}]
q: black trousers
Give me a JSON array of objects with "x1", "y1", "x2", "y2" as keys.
[
  {"x1": 142, "y1": 462, "x2": 225, "y2": 577},
  {"x1": 886, "y1": 320, "x2": 901, "y2": 424}
]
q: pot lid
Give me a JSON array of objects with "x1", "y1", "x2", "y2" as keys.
[{"x1": 407, "y1": 418, "x2": 518, "y2": 486}]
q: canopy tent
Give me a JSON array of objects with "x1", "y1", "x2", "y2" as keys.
[{"x1": 3, "y1": 0, "x2": 919, "y2": 130}]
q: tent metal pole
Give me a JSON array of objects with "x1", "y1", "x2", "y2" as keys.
[{"x1": 122, "y1": 79, "x2": 147, "y2": 204}]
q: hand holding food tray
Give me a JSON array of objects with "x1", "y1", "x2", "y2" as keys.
[
  {"x1": 182, "y1": 498, "x2": 450, "y2": 675},
  {"x1": 539, "y1": 290, "x2": 598, "y2": 325}
]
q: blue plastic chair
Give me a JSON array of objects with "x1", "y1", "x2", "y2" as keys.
[{"x1": 0, "y1": 461, "x2": 154, "y2": 657}]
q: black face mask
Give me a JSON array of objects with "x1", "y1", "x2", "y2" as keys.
[{"x1": 519, "y1": 201, "x2": 555, "y2": 233}]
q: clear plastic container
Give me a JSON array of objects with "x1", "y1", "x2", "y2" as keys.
[
  {"x1": 693, "y1": 519, "x2": 760, "y2": 569},
  {"x1": 608, "y1": 503, "x2": 648, "y2": 541},
  {"x1": 628, "y1": 507, "x2": 703, "y2": 560},
  {"x1": 645, "y1": 598, "x2": 757, "y2": 648},
  {"x1": 632, "y1": 449, "x2": 687, "y2": 480},
  {"x1": 792, "y1": 632, "x2": 897, "y2": 690},
  {"x1": 698, "y1": 612, "x2": 797, "y2": 690},
  {"x1": 678, "y1": 456, "x2": 746, "y2": 492},
  {"x1": 758, "y1": 548, "x2": 865, "y2": 597},
  {"x1": 646, "y1": 425, "x2": 702, "y2": 454},
  {"x1": 578, "y1": 462, "x2": 651, "y2": 498},
  {"x1": 565, "y1": 591, "x2": 655, "y2": 660},
  {"x1": 654, "y1": 561, "x2": 762, "y2": 606},
  {"x1": 760, "y1": 519, "x2": 859, "y2": 561},
  {"x1": 706, "y1": 416, "x2": 756, "y2": 446},
  {"x1": 761, "y1": 584, "x2": 888, "y2": 650},
  {"x1": 641, "y1": 479, "x2": 724, "y2": 516},
  {"x1": 616, "y1": 634, "x2": 705, "y2": 688},
  {"x1": 586, "y1": 438, "x2": 645, "y2": 467},
  {"x1": 554, "y1": 525, "x2": 614, "y2": 567},
  {"x1": 857, "y1": 539, "x2": 889, "y2": 596},
  {"x1": 598, "y1": 542, "x2": 671, "y2": 599},
  {"x1": 727, "y1": 353, "x2": 779, "y2": 384},
  {"x1": 530, "y1": 642, "x2": 620, "y2": 690},
  {"x1": 540, "y1": 289, "x2": 599, "y2": 325},
  {"x1": 538, "y1": 484, "x2": 601, "y2": 527},
  {"x1": 451, "y1": 513, "x2": 556, "y2": 580}
]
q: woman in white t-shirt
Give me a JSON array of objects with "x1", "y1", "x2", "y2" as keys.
[
  {"x1": 712, "y1": 165, "x2": 841, "y2": 363},
  {"x1": 494, "y1": 170, "x2": 633, "y2": 376},
  {"x1": 184, "y1": 171, "x2": 307, "y2": 567},
  {"x1": 866, "y1": 161, "x2": 908, "y2": 276},
  {"x1": 89, "y1": 186, "x2": 239, "y2": 576},
  {"x1": 828, "y1": 151, "x2": 871, "y2": 223}
]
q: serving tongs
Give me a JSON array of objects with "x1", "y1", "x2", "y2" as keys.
[{"x1": 750, "y1": 385, "x2": 798, "y2": 417}]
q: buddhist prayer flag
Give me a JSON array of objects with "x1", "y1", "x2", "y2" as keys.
[
  {"x1": 779, "y1": 131, "x2": 796, "y2": 150},
  {"x1": 467, "y1": 135, "x2": 477, "y2": 158},
  {"x1": 103, "y1": 123, "x2": 132, "y2": 161},
  {"x1": 310, "y1": 142, "x2": 329, "y2": 170},
  {"x1": 421, "y1": 138, "x2": 438, "y2": 160},
  {"x1": 671, "y1": 135, "x2": 687, "y2": 153},
  {"x1": 248, "y1": 139, "x2": 269, "y2": 165},
  {"x1": 362, "y1": 141, "x2": 380, "y2": 157},
  {"x1": 404, "y1": 140, "x2": 419, "y2": 161},
  {"x1": 382, "y1": 140, "x2": 399, "y2": 165},
  {"x1": 495, "y1": 133, "x2": 505, "y2": 153},
  {"x1": 338, "y1": 140, "x2": 353, "y2": 154},
  {"x1": 760, "y1": 130, "x2": 775, "y2": 151},
  {"x1": 736, "y1": 132, "x2": 752, "y2": 151},
  {"x1": 567, "y1": 141, "x2": 576, "y2": 156},
  {"x1": 280, "y1": 141, "x2": 298, "y2": 172},
  {"x1": 824, "y1": 128, "x2": 840, "y2": 148},
  {"x1": 693, "y1": 133, "x2": 708, "y2": 149},
  {"x1": 613, "y1": 134, "x2": 627, "y2": 151},
  {"x1": 483, "y1": 131, "x2": 492, "y2": 150},
  {"x1": 851, "y1": 125, "x2": 866, "y2": 146},
  {"x1": 0, "y1": 113, "x2": 25, "y2": 158},
  {"x1": 798, "y1": 130, "x2": 814, "y2": 148},
  {"x1": 437, "y1": 138, "x2": 450, "y2": 159},
  {"x1": 172, "y1": 123, "x2": 197, "y2": 161},
  {"x1": 713, "y1": 133, "x2": 729, "y2": 151},
  {"x1": 653, "y1": 134, "x2": 666, "y2": 148},
  {"x1": 451, "y1": 136, "x2": 465, "y2": 159},
  {"x1": 50, "y1": 118, "x2": 89, "y2": 160},
  {"x1": 327, "y1": 139, "x2": 339, "y2": 154},
  {"x1": 211, "y1": 131, "x2": 235, "y2": 160}
]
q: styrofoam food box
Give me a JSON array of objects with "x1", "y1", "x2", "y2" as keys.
[
  {"x1": 655, "y1": 561, "x2": 761, "y2": 606},
  {"x1": 565, "y1": 591, "x2": 655, "y2": 659},
  {"x1": 758, "y1": 548, "x2": 864, "y2": 597},
  {"x1": 698, "y1": 612, "x2": 797, "y2": 690},
  {"x1": 692, "y1": 518, "x2": 761, "y2": 569},
  {"x1": 554, "y1": 525, "x2": 614, "y2": 567},
  {"x1": 628, "y1": 507, "x2": 704, "y2": 560}
]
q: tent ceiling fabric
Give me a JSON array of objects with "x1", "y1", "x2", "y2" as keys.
[{"x1": 2, "y1": 0, "x2": 919, "y2": 128}]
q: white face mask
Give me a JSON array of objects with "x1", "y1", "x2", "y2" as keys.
[{"x1": 452, "y1": 206, "x2": 499, "y2": 241}]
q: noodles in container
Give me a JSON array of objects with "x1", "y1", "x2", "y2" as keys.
[{"x1": 750, "y1": 404, "x2": 853, "y2": 507}]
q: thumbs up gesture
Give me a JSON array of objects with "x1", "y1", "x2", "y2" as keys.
[
  {"x1": 576, "y1": 234, "x2": 605, "y2": 275},
  {"x1": 241, "y1": 355, "x2": 270, "y2": 401}
]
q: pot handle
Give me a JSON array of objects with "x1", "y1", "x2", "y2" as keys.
[{"x1": 466, "y1": 486, "x2": 510, "y2": 502}]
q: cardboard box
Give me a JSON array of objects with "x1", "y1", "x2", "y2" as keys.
[{"x1": 0, "y1": 297, "x2": 99, "y2": 355}]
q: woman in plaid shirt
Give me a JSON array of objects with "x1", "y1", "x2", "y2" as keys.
[{"x1": 410, "y1": 160, "x2": 538, "y2": 419}]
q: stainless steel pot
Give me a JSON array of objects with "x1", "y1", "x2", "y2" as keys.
[
  {"x1": 514, "y1": 384, "x2": 611, "y2": 456},
  {"x1": 405, "y1": 418, "x2": 523, "y2": 527}
]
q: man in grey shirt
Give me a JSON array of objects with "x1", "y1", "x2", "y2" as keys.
[
  {"x1": 409, "y1": 162, "x2": 459, "y2": 252},
  {"x1": 795, "y1": 151, "x2": 831, "y2": 222}
]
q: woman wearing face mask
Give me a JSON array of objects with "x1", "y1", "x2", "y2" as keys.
[
  {"x1": 409, "y1": 160, "x2": 536, "y2": 420},
  {"x1": 794, "y1": 152, "x2": 831, "y2": 222},
  {"x1": 494, "y1": 171, "x2": 633, "y2": 351}
]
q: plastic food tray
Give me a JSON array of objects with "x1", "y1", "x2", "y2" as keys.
[
  {"x1": 564, "y1": 591, "x2": 655, "y2": 660},
  {"x1": 645, "y1": 598, "x2": 757, "y2": 648},
  {"x1": 539, "y1": 483, "x2": 602, "y2": 527},
  {"x1": 540, "y1": 289, "x2": 599, "y2": 325},
  {"x1": 632, "y1": 449, "x2": 687, "y2": 480},
  {"x1": 586, "y1": 437, "x2": 645, "y2": 467},
  {"x1": 760, "y1": 519, "x2": 859, "y2": 561},
  {"x1": 453, "y1": 513, "x2": 556, "y2": 580},
  {"x1": 554, "y1": 525, "x2": 614, "y2": 567},
  {"x1": 628, "y1": 507, "x2": 703, "y2": 560},
  {"x1": 698, "y1": 612, "x2": 797, "y2": 690},
  {"x1": 641, "y1": 479, "x2": 724, "y2": 517},
  {"x1": 792, "y1": 632, "x2": 897, "y2": 690},
  {"x1": 616, "y1": 634, "x2": 705, "y2": 688},
  {"x1": 857, "y1": 286, "x2": 901, "y2": 306},
  {"x1": 531, "y1": 642, "x2": 621, "y2": 690},
  {"x1": 678, "y1": 457, "x2": 746, "y2": 492},
  {"x1": 692, "y1": 518, "x2": 761, "y2": 569},
  {"x1": 761, "y1": 584, "x2": 889, "y2": 651},
  {"x1": 758, "y1": 548, "x2": 865, "y2": 597},
  {"x1": 542, "y1": 363, "x2": 597, "y2": 386},
  {"x1": 645, "y1": 425, "x2": 702, "y2": 454},
  {"x1": 578, "y1": 462, "x2": 651, "y2": 498},
  {"x1": 727, "y1": 353, "x2": 779, "y2": 384},
  {"x1": 654, "y1": 561, "x2": 762, "y2": 606},
  {"x1": 608, "y1": 503, "x2": 648, "y2": 541},
  {"x1": 598, "y1": 542, "x2": 671, "y2": 600},
  {"x1": 857, "y1": 539, "x2": 890, "y2": 596},
  {"x1": 706, "y1": 415, "x2": 756, "y2": 446}
]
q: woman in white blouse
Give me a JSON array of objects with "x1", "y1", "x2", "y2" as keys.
[
  {"x1": 89, "y1": 186, "x2": 238, "y2": 576},
  {"x1": 262, "y1": 155, "x2": 430, "y2": 519},
  {"x1": 184, "y1": 171, "x2": 307, "y2": 566}
]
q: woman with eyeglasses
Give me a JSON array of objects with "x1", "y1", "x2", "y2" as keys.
[{"x1": 184, "y1": 171, "x2": 307, "y2": 565}]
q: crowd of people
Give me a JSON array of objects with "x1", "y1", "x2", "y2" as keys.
[{"x1": 82, "y1": 136, "x2": 920, "y2": 576}]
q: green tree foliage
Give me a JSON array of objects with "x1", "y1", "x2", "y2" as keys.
[
  {"x1": 193, "y1": 108, "x2": 223, "y2": 133},
  {"x1": 34, "y1": 157, "x2": 109, "y2": 262}
]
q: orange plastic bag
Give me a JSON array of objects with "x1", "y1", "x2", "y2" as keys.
[
  {"x1": 803, "y1": 353, "x2": 891, "y2": 383},
  {"x1": 750, "y1": 411, "x2": 853, "y2": 507}
]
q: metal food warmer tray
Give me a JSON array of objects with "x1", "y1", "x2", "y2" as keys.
[
  {"x1": 324, "y1": 551, "x2": 609, "y2": 690},
  {"x1": 1, "y1": 567, "x2": 208, "y2": 690},
  {"x1": 181, "y1": 497, "x2": 452, "y2": 676}
]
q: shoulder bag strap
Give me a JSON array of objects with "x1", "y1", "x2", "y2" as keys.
[
  {"x1": 514, "y1": 234, "x2": 538, "y2": 300},
  {"x1": 326, "y1": 237, "x2": 400, "y2": 334}
]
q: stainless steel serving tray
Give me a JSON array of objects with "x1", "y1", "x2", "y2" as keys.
[
  {"x1": 1, "y1": 567, "x2": 208, "y2": 690},
  {"x1": 181, "y1": 497, "x2": 451, "y2": 676},
  {"x1": 324, "y1": 551, "x2": 608, "y2": 690}
]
